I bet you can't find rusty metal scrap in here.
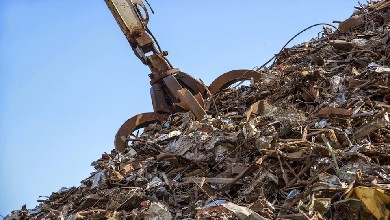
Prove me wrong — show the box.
[6,1,390,219]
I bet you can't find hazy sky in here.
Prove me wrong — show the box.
[1,0,358,216]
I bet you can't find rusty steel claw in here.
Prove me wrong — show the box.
[208,69,262,95]
[115,112,168,152]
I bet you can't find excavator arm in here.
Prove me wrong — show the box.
[105,0,171,76]
[105,0,262,152]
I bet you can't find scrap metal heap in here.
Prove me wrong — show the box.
[6,0,390,219]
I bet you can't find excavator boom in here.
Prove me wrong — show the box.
[105,0,172,77]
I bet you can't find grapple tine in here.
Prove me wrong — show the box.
[194,92,205,108]
[208,70,263,95]
[163,74,206,120]
[115,112,168,152]
[176,89,206,120]
[151,83,176,113]
[175,72,210,98]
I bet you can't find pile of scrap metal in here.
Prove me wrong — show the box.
[6,0,390,219]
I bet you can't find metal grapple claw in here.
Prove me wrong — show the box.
[106,1,263,152]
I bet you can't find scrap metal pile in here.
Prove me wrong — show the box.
[6,1,390,219]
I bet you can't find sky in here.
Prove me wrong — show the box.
[0,0,359,216]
